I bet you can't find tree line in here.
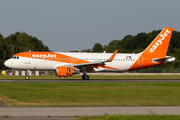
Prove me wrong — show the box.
[0,32,50,69]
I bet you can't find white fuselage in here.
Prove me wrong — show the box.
[5,52,141,72]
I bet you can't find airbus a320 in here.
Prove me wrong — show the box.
[4,28,175,80]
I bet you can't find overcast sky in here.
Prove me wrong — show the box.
[1,0,180,52]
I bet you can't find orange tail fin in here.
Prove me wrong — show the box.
[129,28,173,71]
[142,28,173,57]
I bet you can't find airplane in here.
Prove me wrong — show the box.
[4,28,175,80]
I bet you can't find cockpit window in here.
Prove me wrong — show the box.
[11,56,20,59]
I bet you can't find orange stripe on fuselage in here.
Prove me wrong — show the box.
[14,52,90,64]
[128,54,165,71]
[100,66,120,71]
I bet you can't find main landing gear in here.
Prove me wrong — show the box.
[82,74,89,80]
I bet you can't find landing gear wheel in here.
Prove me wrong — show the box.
[26,70,30,80]
[25,76,29,80]
[82,75,89,80]
[82,75,85,79]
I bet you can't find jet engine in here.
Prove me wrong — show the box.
[55,66,80,77]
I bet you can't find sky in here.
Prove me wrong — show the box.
[1,0,180,52]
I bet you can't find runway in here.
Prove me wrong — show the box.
[0,79,180,83]
[0,106,180,116]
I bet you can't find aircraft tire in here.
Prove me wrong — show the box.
[82,75,89,80]
[25,76,29,80]
[82,75,85,79]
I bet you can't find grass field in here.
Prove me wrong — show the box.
[77,115,180,120]
[1,74,180,79]
[0,82,180,107]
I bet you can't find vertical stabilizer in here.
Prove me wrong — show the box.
[129,28,173,71]
[142,28,173,57]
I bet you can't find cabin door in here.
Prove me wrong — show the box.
[138,56,143,66]
[25,53,31,64]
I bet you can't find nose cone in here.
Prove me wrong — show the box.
[4,60,11,68]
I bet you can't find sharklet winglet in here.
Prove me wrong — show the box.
[105,50,118,62]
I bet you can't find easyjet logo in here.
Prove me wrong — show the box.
[149,29,171,53]
[32,54,57,58]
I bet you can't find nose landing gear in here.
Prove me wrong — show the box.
[25,76,29,80]
[25,70,30,80]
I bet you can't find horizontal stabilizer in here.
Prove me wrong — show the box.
[153,56,173,61]
[153,56,175,63]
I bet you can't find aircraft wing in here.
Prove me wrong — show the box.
[73,50,118,71]
[73,61,104,67]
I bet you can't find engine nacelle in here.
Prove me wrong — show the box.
[55,67,80,77]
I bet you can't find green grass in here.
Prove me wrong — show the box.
[77,115,180,120]
[1,75,180,79]
[0,82,180,106]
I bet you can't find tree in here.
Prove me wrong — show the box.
[107,40,119,53]
[0,32,50,69]
[92,43,104,52]
[81,49,91,52]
